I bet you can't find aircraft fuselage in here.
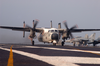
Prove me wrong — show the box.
[38,28,60,44]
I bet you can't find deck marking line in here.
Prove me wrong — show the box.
[0,47,100,66]
[72,48,100,56]
[25,46,100,56]
[7,45,13,66]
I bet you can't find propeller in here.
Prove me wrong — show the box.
[25,20,39,39]
[63,21,78,39]
[25,19,38,30]
[33,20,38,30]
[25,24,32,28]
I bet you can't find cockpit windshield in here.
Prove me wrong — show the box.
[55,30,58,32]
[48,30,58,32]
[51,30,54,32]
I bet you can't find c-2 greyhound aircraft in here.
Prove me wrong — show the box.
[1,20,100,46]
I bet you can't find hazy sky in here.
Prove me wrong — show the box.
[0,0,100,44]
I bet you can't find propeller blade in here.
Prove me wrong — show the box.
[33,20,38,29]
[62,20,75,40]
[25,24,32,28]
[70,24,78,30]
[69,33,74,39]
[63,21,69,30]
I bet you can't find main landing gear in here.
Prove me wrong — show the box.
[93,43,96,46]
[32,41,34,46]
[73,42,75,47]
[62,38,65,46]
[61,41,64,46]
[31,38,34,46]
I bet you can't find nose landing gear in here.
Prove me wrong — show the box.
[53,40,57,46]
[53,43,56,46]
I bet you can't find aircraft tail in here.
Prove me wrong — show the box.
[89,33,95,42]
[84,34,89,39]
[96,36,100,41]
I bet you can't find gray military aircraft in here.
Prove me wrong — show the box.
[88,34,100,46]
[66,33,95,46]
[1,20,100,46]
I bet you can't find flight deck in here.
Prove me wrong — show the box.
[0,44,100,66]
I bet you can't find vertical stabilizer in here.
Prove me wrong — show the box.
[84,34,89,39]
[96,36,100,41]
[89,33,95,42]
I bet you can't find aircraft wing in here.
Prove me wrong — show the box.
[71,29,100,32]
[58,29,65,33]
[0,26,43,32]
[58,29,100,33]
[81,39,89,41]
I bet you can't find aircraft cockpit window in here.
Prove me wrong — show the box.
[51,30,54,32]
[48,30,57,32]
[55,30,58,32]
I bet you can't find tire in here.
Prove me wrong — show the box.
[32,41,34,46]
[61,42,64,46]
[53,43,56,46]
[78,44,80,47]
[73,43,75,47]
[73,42,75,47]
[93,43,95,46]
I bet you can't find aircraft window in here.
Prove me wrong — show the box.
[51,30,54,32]
[55,30,58,32]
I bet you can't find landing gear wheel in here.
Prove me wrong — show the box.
[61,41,64,46]
[78,44,80,47]
[73,42,75,47]
[32,41,34,46]
[93,43,95,46]
[53,43,56,46]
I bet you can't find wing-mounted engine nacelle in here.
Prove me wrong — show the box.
[29,30,36,39]
[62,32,68,40]
[23,20,38,39]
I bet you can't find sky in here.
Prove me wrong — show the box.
[0,0,100,44]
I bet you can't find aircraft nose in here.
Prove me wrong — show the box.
[51,33,59,40]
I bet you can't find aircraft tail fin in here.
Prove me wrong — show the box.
[89,33,95,42]
[84,34,89,39]
[96,36,100,41]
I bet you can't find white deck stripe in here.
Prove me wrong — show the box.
[0,47,100,66]
[25,46,100,55]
